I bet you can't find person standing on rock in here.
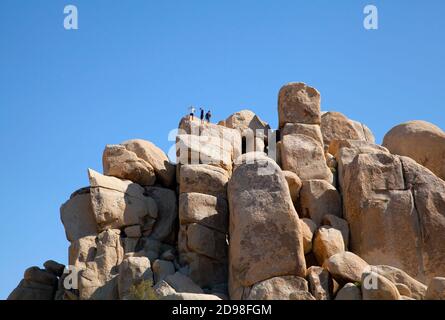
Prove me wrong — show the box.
[200,107,205,123]
[205,110,212,123]
[189,106,196,120]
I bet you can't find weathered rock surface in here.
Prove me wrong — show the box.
[122,139,176,187]
[281,134,333,183]
[322,215,350,249]
[300,218,316,254]
[307,266,334,300]
[321,111,375,151]
[383,120,445,181]
[118,256,153,300]
[103,144,156,186]
[361,271,401,300]
[323,252,369,284]
[60,187,98,242]
[342,151,445,283]
[283,170,302,203]
[179,164,229,198]
[88,169,158,233]
[246,276,308,300]
[281,123,324,146]
[298,180,342,226]
[313,227,345,265]
[278,82,321,127]
[228,154,306,299]
[335,283,362,300]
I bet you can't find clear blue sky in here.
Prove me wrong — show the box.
[1,0,444,299]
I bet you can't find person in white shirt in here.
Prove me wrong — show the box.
[188,106,196,120]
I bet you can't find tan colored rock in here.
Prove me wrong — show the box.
[323,252,369,284]
[183,252,227,288]
[7,278,56,300]
[300,218,316,254]
[60,187,98,242]
[88,169,158,232]
[185,223,227,263]
[118,256,153,300]
[322,215,349,249]
[361,271,401,300]
[313,227,345,265]
[165,272,203,294]
[383,120,445,180]
[281,134,333,184]
[179,164,229,198]
[335,283,362,300]
[144,187,178,242]
[78,229,124,300]
[281,123,324,146]
[179,193,228,234]
[395,283,412,297]
[289,291,316,300]
[153,280,176,297]
[321,111,375,151]
[152,260,175,284]
[372,265,426,300]
[69,236,97,270]
[283,170,302,203]
[122,139,176,187]
[246,276,308,300]
[342,152,445,282]
[307,266,334,300]
[278,82,321,127]
[425,277,445,300]
[103,144,156,186]
[298,180,341,226]
[176,134,234,172]
[224,109,270,140]
[228,154,306,299]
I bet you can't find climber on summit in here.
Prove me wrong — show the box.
[188,106,196,120]
[205,110,212,123]
[200,107,205,123]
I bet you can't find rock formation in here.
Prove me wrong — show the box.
[8,82,445,300]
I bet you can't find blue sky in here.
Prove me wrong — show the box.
[1,0,444,299]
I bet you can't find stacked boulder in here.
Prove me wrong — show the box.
[8,82,445,301]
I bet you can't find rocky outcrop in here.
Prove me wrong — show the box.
[228,153,306,299]
[9,81,445,301]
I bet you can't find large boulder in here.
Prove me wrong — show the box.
[246,276,308,300]
[103,144,156,186]
[281,123,324,147]
[335,283,362,300]
[313,227,345,265]
[78,229,124,300]
[383,120,445,181]
[228,153,306,299]
[283,170,302,203]
[88,169,158,233]
[223,109,270,138]
[372,265,427,300]
[60,187,98,242]
[122,139,176,187]
[281,134,333,184]
[118,256,153,300]
[361,271,401,300]
[179,164,229,198]
[8,266,59,300]
[323,252,369,284]
[179,193,228,234]
[278,82,321,127]
[321,111,375,151]
[307,266,334,300]
[298,180,342,226]
[342,151,445,283]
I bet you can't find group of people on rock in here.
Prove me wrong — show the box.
[188,106,212,123]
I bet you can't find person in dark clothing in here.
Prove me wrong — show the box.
[205,110,212,123]
[188,106,196,120]
[200,108,205,123]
